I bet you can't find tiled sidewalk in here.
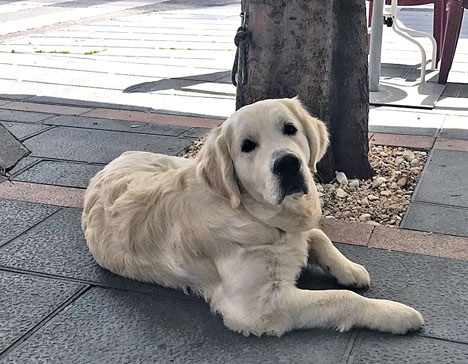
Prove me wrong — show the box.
[1,99,468,363]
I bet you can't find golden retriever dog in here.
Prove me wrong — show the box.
[82,98,423,336]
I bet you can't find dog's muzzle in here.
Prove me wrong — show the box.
[273,153,309,204]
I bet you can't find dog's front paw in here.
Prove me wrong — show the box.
[329,261,370,289]
[368,299,424,334]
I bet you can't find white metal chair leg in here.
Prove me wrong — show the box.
[399,27,437,71]
[392,17,427,82]
[386,0,437,83]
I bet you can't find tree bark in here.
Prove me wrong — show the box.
[236,0,373,183]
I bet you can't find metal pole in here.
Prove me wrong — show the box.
[369,0,384,92]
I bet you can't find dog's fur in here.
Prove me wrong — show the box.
[82,98,423,336]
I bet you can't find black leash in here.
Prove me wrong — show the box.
[231,12,251,87]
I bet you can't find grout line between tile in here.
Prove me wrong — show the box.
[0,265,197,301]
[6,158,43,179]
[408,200,468,211]
[0,207,62,249]
[364,226,376,247]
[418,333,468,347]
[19,125,55,142]
[38,119,193,138]
[0,285,91,360]
[342,331,361,364]
[79,107,98,116]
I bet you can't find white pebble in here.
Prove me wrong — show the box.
[372,176,386,189]
[336,188,349,198]
[359,213,371,222]
[335,171,348,185]
[403,150,415,162]
[397,177,407,187]
[349,179,360,188]
[410,158,419,167]
[394,156,404,165]
[368,194,379,201]
[380,190,392,197]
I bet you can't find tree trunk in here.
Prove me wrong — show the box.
[236,0,373,183]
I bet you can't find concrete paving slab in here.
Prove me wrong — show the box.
[10,57,230,81]
[28,96,152,111]
[0,4,69,24]
[369,108,445,137]
[0,79,235,118]
[21,31,233,43]
[0,94,33,102]
[13,160,102,189]
[0,270,85,353]
[369,133,434,150]
[24,126,191,163]
[0,181,84,207]
[337,243,468,343]
[402,202,468,237]
[5,156,41,177]
[0,197,59,247]
[82,108,222,128]
[179,127,210,139]
[437,86,468,110]
[1,64,159,91]
[319,218,372,246]
[368,226,468,260]
[0,124,30,171]
[434,137,468,152]
[0,1,163,36]
[0,121,50,141]
[0,287,353,364]
[413,149,468,208]
[0,101,92,116]
[349,333,468,364]
[0,208,192,297]
[9,35,235,51]
[123,76,234,96]
[45,115,191,137]
[369,80,445,109]
[439,115,468,140]
[368,124,439,137]
[0,109,53,123]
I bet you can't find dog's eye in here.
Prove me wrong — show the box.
[283,123,297,136]
[241,139,257,153]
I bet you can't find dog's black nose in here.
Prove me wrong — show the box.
[273,154,301,177]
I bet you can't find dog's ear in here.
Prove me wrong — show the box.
[281,97,329,172]
[196,127,241,208]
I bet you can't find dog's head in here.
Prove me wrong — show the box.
[196,98,329,213]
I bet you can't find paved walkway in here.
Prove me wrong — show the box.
[1,1,468,363]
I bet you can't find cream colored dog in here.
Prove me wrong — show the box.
[82,98,424,336]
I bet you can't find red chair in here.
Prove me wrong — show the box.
[369,0,467,84]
